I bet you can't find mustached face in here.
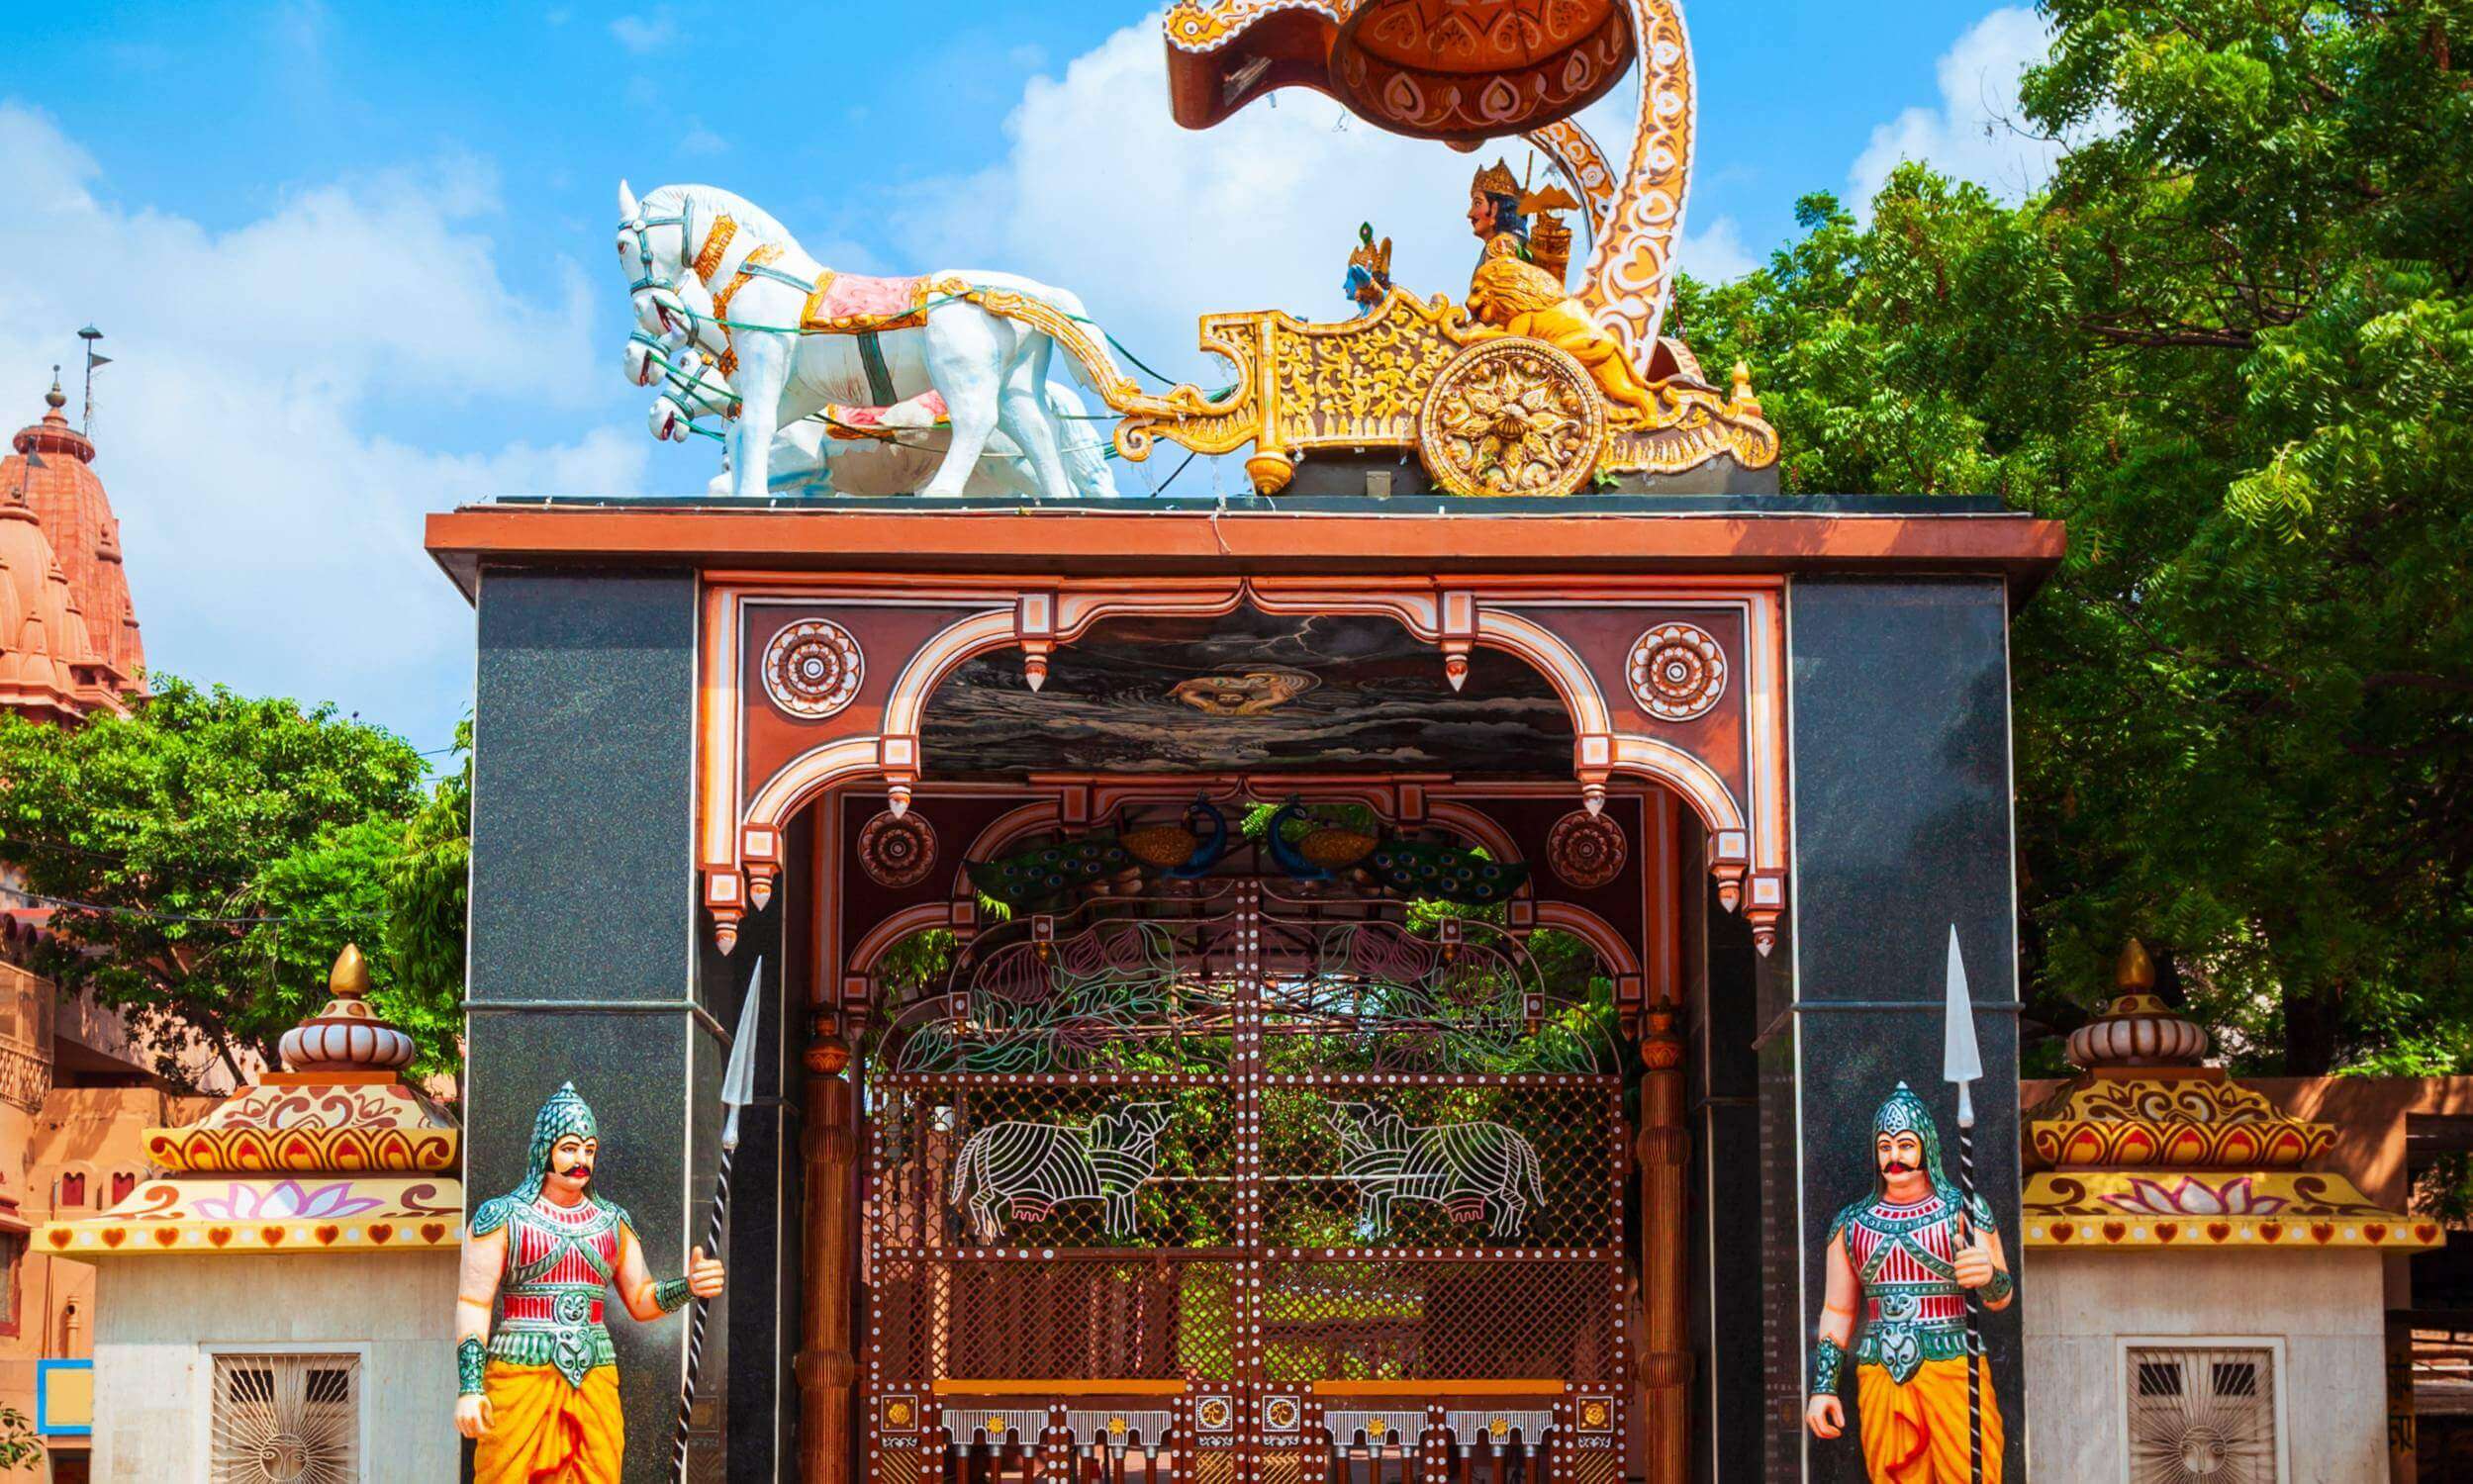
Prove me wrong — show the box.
[1873,1130,1925,1182]
[546,1134,599,1193]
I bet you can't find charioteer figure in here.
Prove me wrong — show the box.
[1807,1081,2012,1481]
[454,1082,725,1482]
[1461,158,1667,426]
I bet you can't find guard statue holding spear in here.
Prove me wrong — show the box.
[452,963,764,1481]
[1806,928,2013,1482]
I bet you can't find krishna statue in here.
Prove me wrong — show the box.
[1460,158,1666,426]
[454,1083,725,1481]
[1807,1082,2013,1482]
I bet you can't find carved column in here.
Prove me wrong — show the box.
[800,1013,859,1484]
[1637,997,1690,1482]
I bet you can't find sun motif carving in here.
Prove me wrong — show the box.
[1197,1396,1234,1432]
[858,810,938,889]
[1547,809,1627,890]
[1419,338,1606,498]
[1169,666,1319,715]
[762,618,864,719]
[1625,621,1726,721]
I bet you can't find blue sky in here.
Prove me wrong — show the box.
[1,2,2062,753]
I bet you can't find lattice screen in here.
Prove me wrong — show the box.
[208,1351,360,1484]
[2128,1345,2277,1484]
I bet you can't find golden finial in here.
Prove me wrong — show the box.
[1728,360,1764,418]
[2115,937,2155,993]
[329,943,371,999]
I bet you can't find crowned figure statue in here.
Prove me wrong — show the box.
[455,1083,725,1482]
[1806,1082,2012,1481]
[1462,158,1667,427]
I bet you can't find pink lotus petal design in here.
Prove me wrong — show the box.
[2101,1175,2286,1217]
[191,1180,386,1222]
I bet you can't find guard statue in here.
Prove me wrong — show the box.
[454,1082,725,1482]
[1807,1081,2012,1481]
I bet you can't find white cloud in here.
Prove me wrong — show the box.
[1675,216,1756,283]
[609,14,675,54]
[678,119,727,157]
[883,11,1692,405]
[1850,7,2063,212]
[0,102,639,749]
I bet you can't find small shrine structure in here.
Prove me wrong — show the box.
[2021,942,2441,1480]
[38,947,464,1481]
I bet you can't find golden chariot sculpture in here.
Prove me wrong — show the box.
[1101,0,1778,497]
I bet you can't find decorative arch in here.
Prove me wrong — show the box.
[1533,900,1648,1001]
[703,575,1788,956]
[845,903,953,981]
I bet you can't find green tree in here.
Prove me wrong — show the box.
[0,678,442,1085]
[1672,0,2473,1073]
[384,719,471,1084]
[0,1404,41,1472]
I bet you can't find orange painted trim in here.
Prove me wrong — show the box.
[1311,1380,1565,1398]
[426,508,2065,601]
[932,1380,1189,1397]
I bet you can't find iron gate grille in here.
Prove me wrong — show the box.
[866,884,1629,1484]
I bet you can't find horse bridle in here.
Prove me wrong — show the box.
[622,197,731,355]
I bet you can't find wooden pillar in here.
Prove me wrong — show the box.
[800,1013,859,1484]
[1638,997,1690,1483]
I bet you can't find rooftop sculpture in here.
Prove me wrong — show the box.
[616,0,1777,502]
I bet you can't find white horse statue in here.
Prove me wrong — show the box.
[625,332,1115,499]
[618,181,1109,500]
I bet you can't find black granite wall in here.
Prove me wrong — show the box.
[1692,862,1767,1484]
[1765,578,2029,1482]
[468,568,738,1483]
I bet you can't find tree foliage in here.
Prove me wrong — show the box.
[0,679,465,1085]
[1672,0,2472,1073]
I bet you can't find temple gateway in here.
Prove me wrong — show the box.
[414,3,2439,1483]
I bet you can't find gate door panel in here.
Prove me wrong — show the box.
[864,889,1627,1484]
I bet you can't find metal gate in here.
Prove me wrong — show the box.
[865,881,1627,1484]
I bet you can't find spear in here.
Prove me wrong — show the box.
[1941,925,1986,1484]
[672,957,766,1481]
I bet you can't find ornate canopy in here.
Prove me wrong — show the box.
[1165,0,1636,141]
[38,947,461,1259]
[2020,942,2439,1255]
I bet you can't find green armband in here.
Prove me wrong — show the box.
[653,1275,693,1315]
[1809,1337,1846,1398]
[457,1336,487,1397]
[1984,1267,2014,1305]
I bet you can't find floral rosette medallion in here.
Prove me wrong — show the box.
[1627,621,1726,721]
[763,617,864,718]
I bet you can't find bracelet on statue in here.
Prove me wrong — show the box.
[457,1336,488,1397]
[1983,1267,2014,1305]
[653,1275,694,1315]
[1809,1337,1846,1398]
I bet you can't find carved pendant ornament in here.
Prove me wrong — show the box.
[762,617,863,718]
[857,808,937,889]
[1627,621,1726,721]
[1547,807,1627,889]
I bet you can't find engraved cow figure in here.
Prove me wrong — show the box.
[1324,1101,1546,1240]
[950,1101,1173,1244]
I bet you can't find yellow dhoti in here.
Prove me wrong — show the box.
[1854,1356,2004,1483]
[474,1360,625,1483]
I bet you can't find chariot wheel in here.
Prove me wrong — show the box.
[1417,337,1608,498]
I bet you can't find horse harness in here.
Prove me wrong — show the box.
[628,200,907,403]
